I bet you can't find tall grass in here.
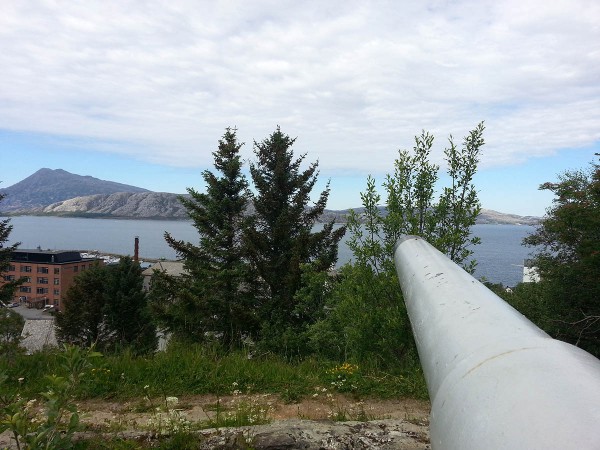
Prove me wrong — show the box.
[0,343,428,401]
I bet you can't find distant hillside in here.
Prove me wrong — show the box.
[1,168,540,224]
[39,195,539,224]
[476,209,540,225]
[12,192,542,225]
[329,207,540,226]
[0,168,149,212]
[40,192,188,219]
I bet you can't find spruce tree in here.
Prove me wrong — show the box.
[0,192,20,305]
[103,256,157,354]
[56,259,157,353]
[55,263,110,348]
[161,127,256,348]
[246,127,345,352]
[0,191,24,361]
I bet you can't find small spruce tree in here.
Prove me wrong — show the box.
[159,127,256,348]
[56,259,156,353]
[103,256,157,354]
[55,262,110,348]
[246,127,346,354]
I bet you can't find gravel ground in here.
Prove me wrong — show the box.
[0,394,431,449]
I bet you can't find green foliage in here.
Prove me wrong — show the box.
[0,345,102,450]
[348,123,484,274]
[0,344,427,402]
[103,257,157,354]
[0,191,22,305]
[308,264,415,368]
[435,125,484,271]
[497,282,557,332]
[324,362,360,393]
[56,258,156,354]
[312,124,484,369]
[207,385,272,429]
[144,394,191,436]
[148,270,205,344]
[246,127,345,354]
[523,157,600,355]
[0,308,25,364]
[157,128,257,349]
[55,263,110,348]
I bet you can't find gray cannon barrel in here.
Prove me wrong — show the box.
[394,235,600,450]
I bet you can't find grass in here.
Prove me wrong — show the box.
[0,344,428,450]
[0,343,428,402]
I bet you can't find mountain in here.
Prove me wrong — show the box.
[38,195,540,224]
[1,168,541,224]
[0,168,149,212]
[41,192,188,219]
[328,207,540,225]
[475,209,540,225]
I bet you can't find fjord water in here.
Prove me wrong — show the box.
[4,216,536,287]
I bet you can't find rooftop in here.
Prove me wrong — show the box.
[11,249,98,264]
[142,261,186,277]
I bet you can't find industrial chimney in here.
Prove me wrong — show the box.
[134,236,139,262]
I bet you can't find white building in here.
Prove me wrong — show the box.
[141,261,186,292]
[523,259,540,283]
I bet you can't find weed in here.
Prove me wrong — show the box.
[206,383,272,429]
[0,344,429,406]
[325,362,360,393]
[0,345,102,449]
[280,385,304,404]
[311,385,385,422]
[143,392,191,437]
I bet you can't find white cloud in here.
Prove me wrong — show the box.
[1,0,599,174]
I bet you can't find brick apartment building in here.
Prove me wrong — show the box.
[1,249,103,310]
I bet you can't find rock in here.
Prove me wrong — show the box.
[196,419,430,450]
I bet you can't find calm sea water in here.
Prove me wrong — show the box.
[3,216,536,287]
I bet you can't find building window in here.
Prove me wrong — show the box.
[9,265,15,272]
[20,286,31,293]
[73,266,79,273]
[3,275,15,281]
[36,287,49,295]
[54,268,60,274]
[24,277,31,283]
[54,278,60,285]
[53,299,59,306]
[21,266,32,273]
[37,277,49,284]
[37,267,49,274]
[53,289,60,296]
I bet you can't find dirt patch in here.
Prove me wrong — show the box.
[0,394,431,449]
[76,393,430,425]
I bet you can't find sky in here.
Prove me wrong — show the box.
[1,0,599,217]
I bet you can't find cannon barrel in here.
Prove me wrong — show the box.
[394,235,600,450]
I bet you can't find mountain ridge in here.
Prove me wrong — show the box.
[0,168,540,224]
[0,168,149,211]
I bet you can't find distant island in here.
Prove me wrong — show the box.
[0,168,540,225]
